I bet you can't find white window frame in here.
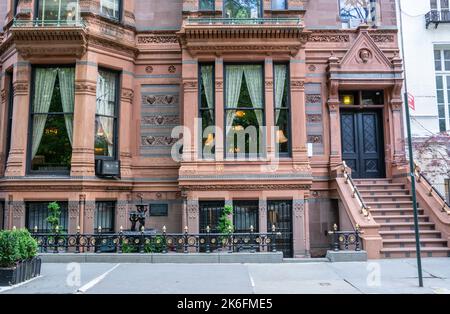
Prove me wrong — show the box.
[434,47,450,132]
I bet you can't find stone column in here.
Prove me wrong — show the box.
[293,198,306,257]
[68,200,80,234]
[5,61,30,177]
[390,82,406,166]
[84,200,95,234]
[119,86,133,178]
[117,194,131,231]
[304,194,311,257]
[264,57,274,159]
[11,200,25,229]
[290,56,308,163]
[181,49,198,162]
[327,78,342,167]
[215,57,224,162]
[258,198,267,251]
[187,199,199,234]
[71,56,98,177]
[258,198,267,233]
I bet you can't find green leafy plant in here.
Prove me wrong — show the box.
[46,201,61,233]
[0,229,38,268]
[121,236,166,253]
[218,204,234,235]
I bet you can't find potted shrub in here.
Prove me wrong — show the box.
[0,228,41,286]
[217,205,234,251]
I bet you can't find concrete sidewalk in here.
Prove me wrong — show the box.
[1,258,450,294]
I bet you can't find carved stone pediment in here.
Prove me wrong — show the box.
[338,28,394,72]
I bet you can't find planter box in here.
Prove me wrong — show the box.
[0,257,41,286]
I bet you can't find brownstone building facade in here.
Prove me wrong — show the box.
[0,0,449,258]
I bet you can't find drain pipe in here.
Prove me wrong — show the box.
[397,0,423,287]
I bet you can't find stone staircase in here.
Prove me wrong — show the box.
[354,178,450,258]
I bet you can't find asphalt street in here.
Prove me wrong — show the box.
[1,258,450,294]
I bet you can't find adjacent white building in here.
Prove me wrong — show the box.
[397,0,450,199]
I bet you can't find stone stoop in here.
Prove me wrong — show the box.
[354,178,450,258]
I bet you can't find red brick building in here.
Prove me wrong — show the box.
[0,0,449,258]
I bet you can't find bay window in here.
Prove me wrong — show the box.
[36,0,80,24]
[100,0,121,21]
[95,69,119,159]
[224,0,262,18]
[274,63,290,155]
[225,64,264,158]
[199,63,215,158]
[29,67,75,174]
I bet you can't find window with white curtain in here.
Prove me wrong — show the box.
[100,0,121,21]
[29,67,75,174]
[273,63,290,155]
[224,64,264,158]
[95,69,119,159]
[199,63,215,158]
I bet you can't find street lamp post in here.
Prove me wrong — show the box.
[398,0,423,287]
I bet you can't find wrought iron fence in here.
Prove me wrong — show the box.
[426,10,450,28]
[31,227,281,254]
[326,224,362,252]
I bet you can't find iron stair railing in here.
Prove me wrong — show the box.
[414,163,450,215]
[341,161,371,220]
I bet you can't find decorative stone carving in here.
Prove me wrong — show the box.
[183,80,197,90]
[358,48,372,63]
[168,65,177,73]
[142,115,180,126]
[187,200,199,220]
[145,65,154,73]
[68,202,79,219]
[308,64,316,72]
[144,94,179,105]
[13,82,28,96]
[293,199,304,219]
[137,34,178,44]
[141,136,178,146]
[305,94,321,104]
[306,114,322,123]
[370,34,395,43]
[181,184,312,191]
[307,135,323,144]
[309,34,350,42]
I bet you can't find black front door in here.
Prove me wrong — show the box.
[340,110,385,179]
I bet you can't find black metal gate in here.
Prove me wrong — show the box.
[26,202,68,232]
[267,200,293,257]
[199,201,224,233]
[233,200,259,233]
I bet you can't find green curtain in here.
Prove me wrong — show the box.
[243,65,263,127]
[201,65,214,122]
[96,70,116,157]
[225,65,244,133]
